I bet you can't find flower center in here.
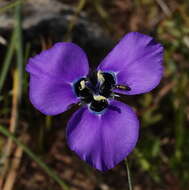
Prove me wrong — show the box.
[73,71,116,113]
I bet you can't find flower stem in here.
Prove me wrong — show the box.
[124,158,133,190]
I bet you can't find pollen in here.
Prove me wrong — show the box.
[97,70,105,84]
[93,95,106,101]
[79,80,86,90]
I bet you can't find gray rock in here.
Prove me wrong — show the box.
[0,0,114,69]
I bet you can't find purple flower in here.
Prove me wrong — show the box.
[26,32,163,171]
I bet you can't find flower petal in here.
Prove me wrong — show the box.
[26,42,89,115]
[26,42,89,83]
[29,74,78,115]
[66,100,139,171]
[98,32,164,95]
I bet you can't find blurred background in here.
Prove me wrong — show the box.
[0,0,189,190]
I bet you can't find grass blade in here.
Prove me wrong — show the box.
[0,0,24,13]
[14,1,23,99]
[0,125,70,190]
[0,31,16,93]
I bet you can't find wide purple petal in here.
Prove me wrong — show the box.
[26,42,89,83]
[26,42,89,115]
[98,32,164,95]
[29,74,78,115]
[66,100,139,171]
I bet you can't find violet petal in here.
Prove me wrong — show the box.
[26,42,89,83]
[29,75,78,115]
[98,32,164,95]
[66,100,139,171]
[26,42,89,115]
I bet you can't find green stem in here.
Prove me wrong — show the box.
[15,0,24,99]
[0,0,24,13]
[0,31,16,92]
[125,158,133,190]
[0,0,23,93]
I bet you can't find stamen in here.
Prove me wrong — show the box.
[93,95,106,101]
[97,70,105,84]
[112,93,120,97]
[79,80,85,90]
[114,84,131,91]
